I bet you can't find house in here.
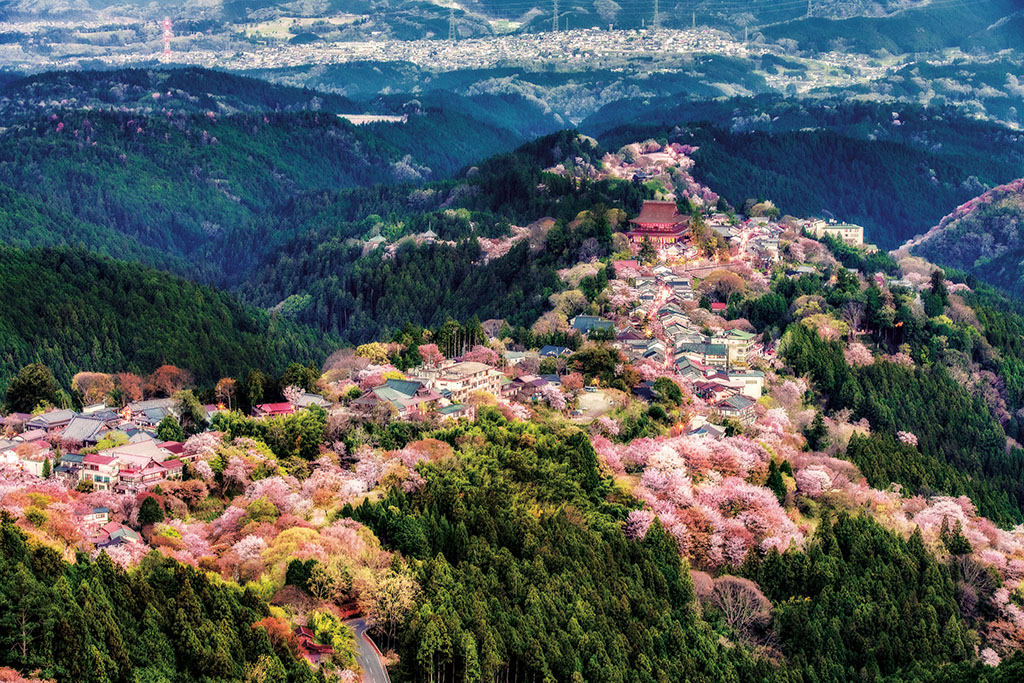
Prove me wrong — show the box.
[787,265,817,277]
[124,426,157,443]
[0,413,31,434]
[253,402,296,419]
[429,362,503,403]
[53,452,84,484]
[26,409,78,432]
[710,302,727,313]
[59,416,109,446]
[676,342,729,369]
[80,507,110,525]
[727,369,765,399]
[116,460,170,494]
[715,394,757,425]
[352,379,441,418]
[295,626,334,665]
[570,316,615,335]
[81,454,119,491]
[159,459,184,479]
[716,329,757,365]
[438,403,475,421]
[689,422,727,440]
[290,392,331,409]
[17,429,49,444]
[506,375,549,400]
[159,441,187,460]
[104,441,176,470]
[616,326,645,342]
[125,398,178,427]
[503,350,531,366]
[93,521,141,548]
[539,345,571,358]
[17,445,52,477]
[693,381,737,403]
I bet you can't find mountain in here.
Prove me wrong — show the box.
[0,245,335,387]
[585,97,1024,249]
[0,68,562,286]
[248,55,771,125]
[905,179,1024,297]
[761,0,1023,53]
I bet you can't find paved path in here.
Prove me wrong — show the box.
[346,618,390,683]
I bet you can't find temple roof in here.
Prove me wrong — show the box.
[629,201,687,226]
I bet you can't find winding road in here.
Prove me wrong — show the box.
[346,618,390,683]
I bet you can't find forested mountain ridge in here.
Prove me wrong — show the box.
[0,68,563,286]
[243,131,650,341]
[904,179,1024,298]
[0,67,364,120]
[0,246,335,387]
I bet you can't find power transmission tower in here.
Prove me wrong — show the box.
[653,0,661,30]
[552,0,559,32]
[692,11,696,29]
[448,7,456,41]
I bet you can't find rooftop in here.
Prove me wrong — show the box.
[630,200,687,226]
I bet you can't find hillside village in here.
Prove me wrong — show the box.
[6,135,1024,680]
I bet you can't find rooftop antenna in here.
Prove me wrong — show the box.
[553,0,559,31]
[161,17,172,59]
[448,7,456,41]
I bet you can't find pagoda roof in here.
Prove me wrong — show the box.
[629,201,688,226]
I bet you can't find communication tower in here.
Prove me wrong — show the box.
[161,17,172,58]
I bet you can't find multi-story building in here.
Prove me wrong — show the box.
[424,361,503,403]
[81,454,119,491]
[808,220,864,246]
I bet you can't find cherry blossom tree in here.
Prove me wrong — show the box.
[282,385,304,405]
[461,345,500,366]
[794,467,832,497]
[844,342,874,367]
[897,431,918,446]
[417,344,444,368]
[536,384,566,411]
[624,509,655,540]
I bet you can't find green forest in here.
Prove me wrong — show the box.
[0,518,317,683]
[0,246,333,388]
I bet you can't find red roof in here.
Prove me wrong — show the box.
[158,459,183,470]
[613,259,640,270]
[630,201,686,226]
[83,453,117,465]
[710,302,728,311]
[158,441,185,454]
[256,402,294,415]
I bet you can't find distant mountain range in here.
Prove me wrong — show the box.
[905,179,1024,297]
[2,0,1018,51]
